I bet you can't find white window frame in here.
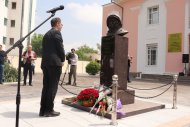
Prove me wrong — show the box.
[148,6,159,25]
[147,44,158,66]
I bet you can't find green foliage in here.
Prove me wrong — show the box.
[76,44,98,61]
[4,62,18,82]
[96,43,101,52]
[75,51,91,61]
[31,33,43,57]
[86,61,100,75]
[77,44,98,54]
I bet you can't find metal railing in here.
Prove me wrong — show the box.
[110,75,118,126]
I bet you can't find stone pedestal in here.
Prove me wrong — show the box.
[117,89,135,105]
[62,97,165,119]
[100,35,128,89]
[101,35,135,105]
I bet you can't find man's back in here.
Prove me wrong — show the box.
[41,28,65,67]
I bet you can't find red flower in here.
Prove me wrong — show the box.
[77,88,99,101]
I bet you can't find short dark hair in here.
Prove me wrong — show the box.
[51,17,61,27]
[71,48,75,51]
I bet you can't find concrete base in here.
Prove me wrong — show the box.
[62,97,165,119]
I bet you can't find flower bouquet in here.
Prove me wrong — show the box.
[76,88,99,107]
[90,85,113,116]
[90,85,124,117]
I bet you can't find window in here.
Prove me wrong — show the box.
[11,20,15,27]
[4,18,8,26]
[3,37,7,44]
[5,0,8,7]
[148,6,159,24]
[12,2,16,9]
[10,38,14,45]
[147,44,157,65]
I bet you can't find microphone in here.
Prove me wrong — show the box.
[47,5,64,13]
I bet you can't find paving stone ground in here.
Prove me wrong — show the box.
[0,73,190,127]
[0,73,190,107]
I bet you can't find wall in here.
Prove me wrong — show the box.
[8,56,90,74]
[137,0,167,74]
[165,0,186,73]
[122,0,144,72]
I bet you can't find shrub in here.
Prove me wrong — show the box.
[86,61,100,75]
[4,62,18,82]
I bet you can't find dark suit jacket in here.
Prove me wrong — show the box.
[41,28,65,67]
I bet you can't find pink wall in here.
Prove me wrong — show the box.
[102,0,144,72]
[122,0,144,72]
[165,0,185,73]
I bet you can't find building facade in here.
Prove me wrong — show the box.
[102,0,190,75]
[0,0,37,56]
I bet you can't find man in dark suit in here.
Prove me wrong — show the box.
[39,17,65,117]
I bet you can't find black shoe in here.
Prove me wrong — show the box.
[66,82,71,85]
[44,111,60,117]
[39,112,44,117]
[72,82,77,86]
[128,81,131,83]
[52,110,60,115]
[29,84,33,86]
[23,83,26,86]
[39,109,45,117]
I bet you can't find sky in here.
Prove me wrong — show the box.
[35,0,110,52]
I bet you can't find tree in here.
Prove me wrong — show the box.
[77,44,98,54]
[75,44,98,61]
[96,43,101,53]
[31,33,43,57]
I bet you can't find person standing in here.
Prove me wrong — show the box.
[22,45,37,86]
[40,17,65,117]
[67,48,78,86]
[127,55,132,83]
[0,44,7,85]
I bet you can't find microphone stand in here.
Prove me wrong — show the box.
[5,12,56,127]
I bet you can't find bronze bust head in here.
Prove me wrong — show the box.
[106,14,128,36]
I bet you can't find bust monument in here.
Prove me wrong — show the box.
[106,14,128,36]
